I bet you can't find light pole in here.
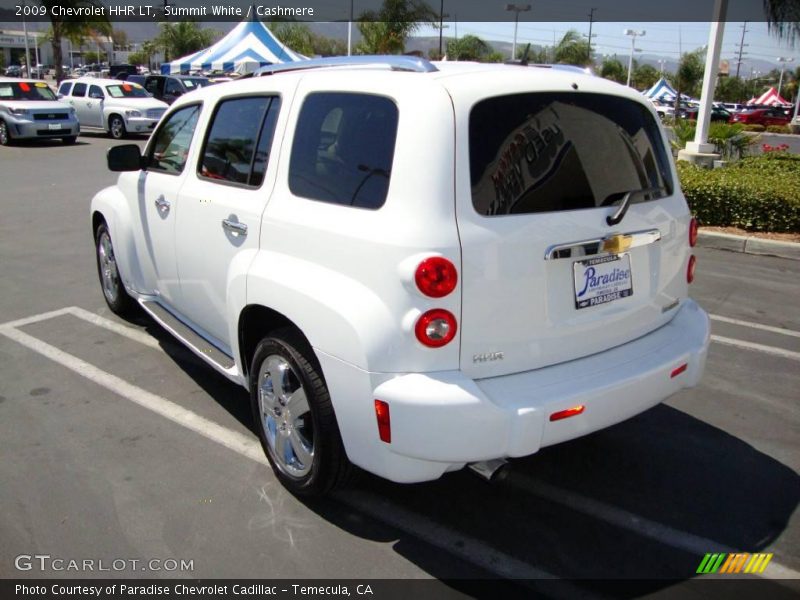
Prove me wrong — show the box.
[624,29,645,87]
[657,59,666,75]
[347,0,353,56]
[777,57,794,97]
[505,4,531,61]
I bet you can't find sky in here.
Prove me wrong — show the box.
[414,21,798,75]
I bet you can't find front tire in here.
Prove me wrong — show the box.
[108,115,126,140]
[0,120,11,146]
[250,329,352,497]
[62,135,77,145]
[94,222,135,316]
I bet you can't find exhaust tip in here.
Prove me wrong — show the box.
[467,459,508,482]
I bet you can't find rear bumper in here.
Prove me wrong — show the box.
[320,299,710,483]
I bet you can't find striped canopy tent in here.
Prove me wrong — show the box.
[161,19,305,75]
[642,78,679,102]
[747,87,792,107]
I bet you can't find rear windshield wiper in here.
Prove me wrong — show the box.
[605,186,667,226]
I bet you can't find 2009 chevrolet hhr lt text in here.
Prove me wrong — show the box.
[90,56,710,496]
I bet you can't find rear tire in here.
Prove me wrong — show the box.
[250,328,352,497]
[94,222,135,316]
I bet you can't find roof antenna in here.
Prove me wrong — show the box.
[519,43,531,66]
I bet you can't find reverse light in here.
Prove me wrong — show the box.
[550,405,586,422]
[374,400,391,443]
[689,217,699,247]
[415,256,458,298]
[415,309,457,348]
[687,255,697,283]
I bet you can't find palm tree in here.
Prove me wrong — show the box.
[553,30,591,66]
[671,49,705,115]
[38,0,108,82]
[356,0,437,54]
[447,35,491,61]
[154,22,215,63]
[600,57,627,84]
[764,0,800,46]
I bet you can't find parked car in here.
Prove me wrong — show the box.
[0,78,79,145]
[90,57,710,496]
[5,65,22,77]
[730,107,792,127]
[57,77,168,138]
[125,74,213,105]
[649,99,675,120]
[721,102,745,113]
[683,105,732,122]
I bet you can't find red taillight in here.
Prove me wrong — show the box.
[415,309,457,348]
[687,255,697,284]
[550,405,585,422]
[415,257,458,298]
[689,217,699,247]
[374,400,391,443]
[670,363,688,378]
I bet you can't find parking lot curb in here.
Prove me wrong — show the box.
[698,230,800,261]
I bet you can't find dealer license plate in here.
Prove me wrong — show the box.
[573,254,633,309]
[48,124,61,130]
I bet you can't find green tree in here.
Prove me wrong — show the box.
[154,21,215,63]
[633,63,660,90]
[715,76,749,103]
[516,44,549,63]
[356,0,437,54]
[670,49,705,112]
[37,0,109,82]
[112,28,129,51]
[553,29,591,66]
[269,22,315,57]
[600,57,627,84]
[446,34,491,61]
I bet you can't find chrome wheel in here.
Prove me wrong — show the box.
[97,230,120,304]
[109,116,125,139]
[0,121,9,145]
[257,355,314,479]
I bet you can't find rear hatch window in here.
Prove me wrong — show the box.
[470,92,673,216]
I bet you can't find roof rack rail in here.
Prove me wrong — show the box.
[249,55,439,78]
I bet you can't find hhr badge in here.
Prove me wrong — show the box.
[473,352,504,363]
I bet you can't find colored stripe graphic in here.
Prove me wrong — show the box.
[697,553,774,574]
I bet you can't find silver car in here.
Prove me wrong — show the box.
[0,78,79,145]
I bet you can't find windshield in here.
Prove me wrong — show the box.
[0,81,57,101]
[180,78,210,89]
[106,83,149,98]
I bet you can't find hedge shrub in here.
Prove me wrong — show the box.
[742,124,766,132]
[677,153,800,232]
[765,125,792,134]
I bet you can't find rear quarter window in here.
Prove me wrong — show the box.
[470,92,674,216]
[288,92,398,210]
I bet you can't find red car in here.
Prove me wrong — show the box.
[730,107,791,126]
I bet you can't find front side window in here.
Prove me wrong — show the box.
[147,104,201,174]
[470,93,674,216]
[89,85,104,99]
[199,96,280,187]
[289,92,398,210]
[58,81,72,96]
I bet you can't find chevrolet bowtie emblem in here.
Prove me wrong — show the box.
[602,234,633,254]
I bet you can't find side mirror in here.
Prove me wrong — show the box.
[107,144,144,172]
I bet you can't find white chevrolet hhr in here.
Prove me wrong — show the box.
[90,57,710,496]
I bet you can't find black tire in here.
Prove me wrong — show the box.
[250,328,352,497]
[94,222,136,316]
[108,115,126,140]
[62,135,77,145]
[0,120,11,146]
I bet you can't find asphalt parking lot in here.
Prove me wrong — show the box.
[1,135,798,597]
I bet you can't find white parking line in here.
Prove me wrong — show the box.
[2,305,798,583]
[710,334,800,362]
[710,314,800,339]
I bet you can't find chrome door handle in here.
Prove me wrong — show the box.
[154,197,170,214]
[222,219,247,237]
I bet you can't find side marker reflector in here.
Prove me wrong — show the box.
[671,363,688,378]
[549,405,585,422]
[374,399,391,443]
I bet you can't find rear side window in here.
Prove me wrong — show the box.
[199,96,280,187]
[71,83,87,97]
[289,92,398,210]
[470,93,674,216]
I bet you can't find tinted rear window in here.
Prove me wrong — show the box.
[470,93,673,217]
